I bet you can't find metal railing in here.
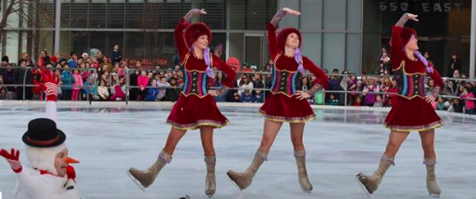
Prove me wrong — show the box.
[0,66,97,102]
[1,67,475,113]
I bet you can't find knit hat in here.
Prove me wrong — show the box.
[1,56,9,63]
[401,27,417,46]
[185,22,212,48]
[277,27,302,51]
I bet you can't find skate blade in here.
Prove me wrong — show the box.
[181,195,191,199]
[355,174,372,199]
[226,172,246,192]
[429,193,440,198]
[127,170,146,192]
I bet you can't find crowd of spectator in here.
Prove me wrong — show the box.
[0,46,475,116]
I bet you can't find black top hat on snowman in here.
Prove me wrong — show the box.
[22,118,66,148]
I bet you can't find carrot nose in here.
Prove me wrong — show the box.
[66,157,80,164]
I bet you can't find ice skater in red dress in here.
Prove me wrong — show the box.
[128,8,236,197]
[357,13,444,198]
[227,7,329,193]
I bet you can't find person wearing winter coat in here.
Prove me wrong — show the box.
[240,89,255,102]
[156,77,170,101]
[0,72,82,199]
[61,65,75,100]
[82,77,100,101]
[145,80,160,101]
[460,86,475,115]
[137,70,149,100]
[71,70,83,101]
[97,80,109,100]
[14,60,33,100]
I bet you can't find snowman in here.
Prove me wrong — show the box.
[1,72,82,199]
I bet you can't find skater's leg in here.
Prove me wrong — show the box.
[419,129,436,159]
[419,129,441,197]
[128,127,186,190]
[200,126,216,156]
[258,120,283,153]
[163,127,188,155]
[290,123,312,192]
[200,126,216,197]
[227,120,282,190]
[290,123,305,151]
[357,131,408,195]
[384,131,410,157]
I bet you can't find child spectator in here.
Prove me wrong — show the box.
[327,94,339,106]
[373,95,384,107]
[240,89,255,103]
[363,77,380,106]
[138,70,149,100]
[353,96,362,106]
[72,70,83,101]
[460,86,475,115]
[97,80,109,100]
[145,80,159,101]
[83,77,99,101]
[436,96,447,111]
[61,65,75,100]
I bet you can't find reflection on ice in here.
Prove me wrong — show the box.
[0,104,475,199]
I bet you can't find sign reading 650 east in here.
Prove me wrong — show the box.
[380,1,463,13]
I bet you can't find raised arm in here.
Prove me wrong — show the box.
[175,9,207,62]
[40,72,60,123]
[268,8,301,59]
[391,13,419,69]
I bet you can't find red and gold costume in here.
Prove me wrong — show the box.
[166,19,237,130]
[384,26,444,131]
[259,23,329,123]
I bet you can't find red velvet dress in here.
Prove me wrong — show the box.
[384,26,444,132]
[259,23,329,123]
[166,19,237,130]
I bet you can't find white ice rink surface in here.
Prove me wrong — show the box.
[0,102,475,199]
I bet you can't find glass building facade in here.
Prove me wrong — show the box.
[1,0,473,75]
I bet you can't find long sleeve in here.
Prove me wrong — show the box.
[303,57,329,90]
[212,54,236,88]
[267,23,281,60]
[390,26,404,69]
[428,68,444,88]
[175,19,192,63]
[46,101,58,123]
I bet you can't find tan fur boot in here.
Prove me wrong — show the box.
[295,150,313,192]
[204,156,216,197]
[356,155,394,195]
[227,150,267,190]
[128,150,172,190]
[424,158,441,197]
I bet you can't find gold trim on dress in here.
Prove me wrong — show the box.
[269,91,296,98]
[258,110,316,123]
[383,120,443,132]
[392,60,426,75]
[180,92,209,98]
[185,69,206,73]
[166,119,230,130]
[180,52,191,66]
[396,94,425,100]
